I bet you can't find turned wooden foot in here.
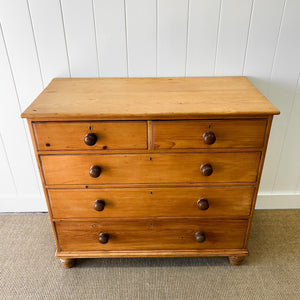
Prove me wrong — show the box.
[60,259,75,268]
[228,256,244,266]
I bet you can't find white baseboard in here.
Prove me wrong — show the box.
[0,193,299,212]
[0,195,47,212]
[256,193,300,209]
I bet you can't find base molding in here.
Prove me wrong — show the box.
[0,196,46,212]
[56,249,249,259]
[256,193,300,209]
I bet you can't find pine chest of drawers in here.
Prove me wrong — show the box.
[22,77,279,268]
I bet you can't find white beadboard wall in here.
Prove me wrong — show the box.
[0,0,299,212]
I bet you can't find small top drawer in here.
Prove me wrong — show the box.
[153,119,267,149]
[33,121,147,151]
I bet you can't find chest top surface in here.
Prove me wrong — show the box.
[21,77,279,120]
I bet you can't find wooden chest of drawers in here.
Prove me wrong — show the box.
[22,77,279,268]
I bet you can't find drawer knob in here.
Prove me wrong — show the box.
[197,198,209,210]
[200,163,213,176]
[99,233,109,244]
[89,165,102,178]
[195,231,206,243]
[94,199,105,211]
[84,133,97,146]
[203,131,216,145]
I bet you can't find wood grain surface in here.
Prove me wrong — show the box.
[21,77,279,120]
[41,152,261,185]
[55,249,249,259]
[48,186,255,219]
[20,77,280,265]
[153,119,267,149]
[33,121,147,150]
[55,218,248,251]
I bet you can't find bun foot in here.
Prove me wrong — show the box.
[228,256,244,266]
[60,259,75,268]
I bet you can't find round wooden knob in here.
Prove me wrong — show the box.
[200,163,213,176]
[84,133,97,146]
[203,131,216,145]
[99,233,109,244]
[195,231,206,243]
[89,165,102,178]
[197,198,209,210]
[94,199,105,211]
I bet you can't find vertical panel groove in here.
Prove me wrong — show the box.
[267,0,287,97]
[26,0,44,87]
[0,133,17,193]
[242,0,255,75]
[272,72,300,191]
[94,0,127,77]
[213,0,223,76]
[60,0,99,77]
[0,24,42,195]
[126,0,156,77]
[124,0,129,77]
[91,0,100,77]
[58,0,71,77]
[158,0,190,76]
[0,1,298,210]
[264,0,287,193]
[184,0,190,77]
[0,24,22,115]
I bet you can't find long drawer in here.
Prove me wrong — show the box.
[41,152,261,185]
[49,187,255,218]
[153,119,267,149]
[55,219,248,251]
[33,121,148,150]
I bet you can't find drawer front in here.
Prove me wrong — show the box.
[33,121,147,150]
[49,187,254,218]
[41,152,260,185]
[56,219,248,251]
[153,119,267,149]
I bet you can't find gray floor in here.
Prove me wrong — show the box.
[1,210,299,300]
